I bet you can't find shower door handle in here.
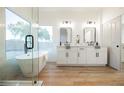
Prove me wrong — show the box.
[25,35,34,49]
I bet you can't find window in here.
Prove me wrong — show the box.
[5,9,31,60]
[6,9,30,41]
[38,26,53,42]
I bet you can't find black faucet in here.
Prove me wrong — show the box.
[24,43,28,54]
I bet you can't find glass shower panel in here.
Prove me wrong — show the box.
[31,7,40,84]
[0,8,35,85]
[0,7,42,86]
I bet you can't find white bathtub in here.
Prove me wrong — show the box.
[16,51,48,77]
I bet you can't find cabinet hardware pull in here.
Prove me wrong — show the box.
[78,52,80,57]
[96,52,99,57]
[66,52,68,57]
[96,53,99,57]
[80,48,84,50]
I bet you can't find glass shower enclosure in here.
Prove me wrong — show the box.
[0,8,41,86]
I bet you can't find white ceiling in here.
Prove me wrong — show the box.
[39,7,102,13]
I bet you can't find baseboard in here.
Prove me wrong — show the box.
[56,64,107,66]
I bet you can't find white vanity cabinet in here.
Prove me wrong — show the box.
[86,48,107,65]
[96,48,107,64]
[57,47,78,64]
[57,46,107,66]
[57,47,67,64]
[67,47,78,64]
[77,47,86,64]
[86,48,97,64]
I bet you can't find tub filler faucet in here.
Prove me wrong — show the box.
[24,43,28,54]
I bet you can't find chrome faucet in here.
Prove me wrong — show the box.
[87,41,95,46]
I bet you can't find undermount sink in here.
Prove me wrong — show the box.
[64,43,71,49]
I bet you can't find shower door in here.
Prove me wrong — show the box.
[0,8,41,86]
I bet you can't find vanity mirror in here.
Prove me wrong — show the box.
[60,27,72,43]
[83,27,96,43]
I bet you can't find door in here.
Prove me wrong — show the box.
[110,17,121,70]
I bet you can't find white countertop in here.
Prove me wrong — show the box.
[57,45,93,47]
[57,45,107,48]
[57,44,87,47]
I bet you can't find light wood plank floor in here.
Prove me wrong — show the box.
[39,63,124,86]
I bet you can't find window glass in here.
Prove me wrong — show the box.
[38,26,53,42]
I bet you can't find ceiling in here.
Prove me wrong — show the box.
[39,7,102,12]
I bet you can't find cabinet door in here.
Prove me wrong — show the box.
[96,48,107,64]
[86,48,96,64]
[57,48,67,64]
[67,47,78,64]
[78,47,86,64]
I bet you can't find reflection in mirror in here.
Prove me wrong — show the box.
[83,27,96,43]
[60,27,72,43]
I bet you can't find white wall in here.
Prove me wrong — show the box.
[39,8,102,62]
[101,8,124,46]
[102,8,124,23]
[8,7,32,22]
[39,8,102,43]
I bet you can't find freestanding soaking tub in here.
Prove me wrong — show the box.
[16,51,48,77]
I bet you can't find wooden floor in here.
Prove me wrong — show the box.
[39,63,124,86]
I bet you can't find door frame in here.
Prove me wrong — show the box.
[103,16,121,70]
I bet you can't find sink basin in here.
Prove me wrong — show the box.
[64,43,71,49]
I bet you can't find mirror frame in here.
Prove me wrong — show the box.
[83,27,96,43]
[60,27,72,43]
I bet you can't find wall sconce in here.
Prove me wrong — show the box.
[83,20,96,27]
[63,21,71,24]
[60,20,73,28]
[87,20,96,24]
